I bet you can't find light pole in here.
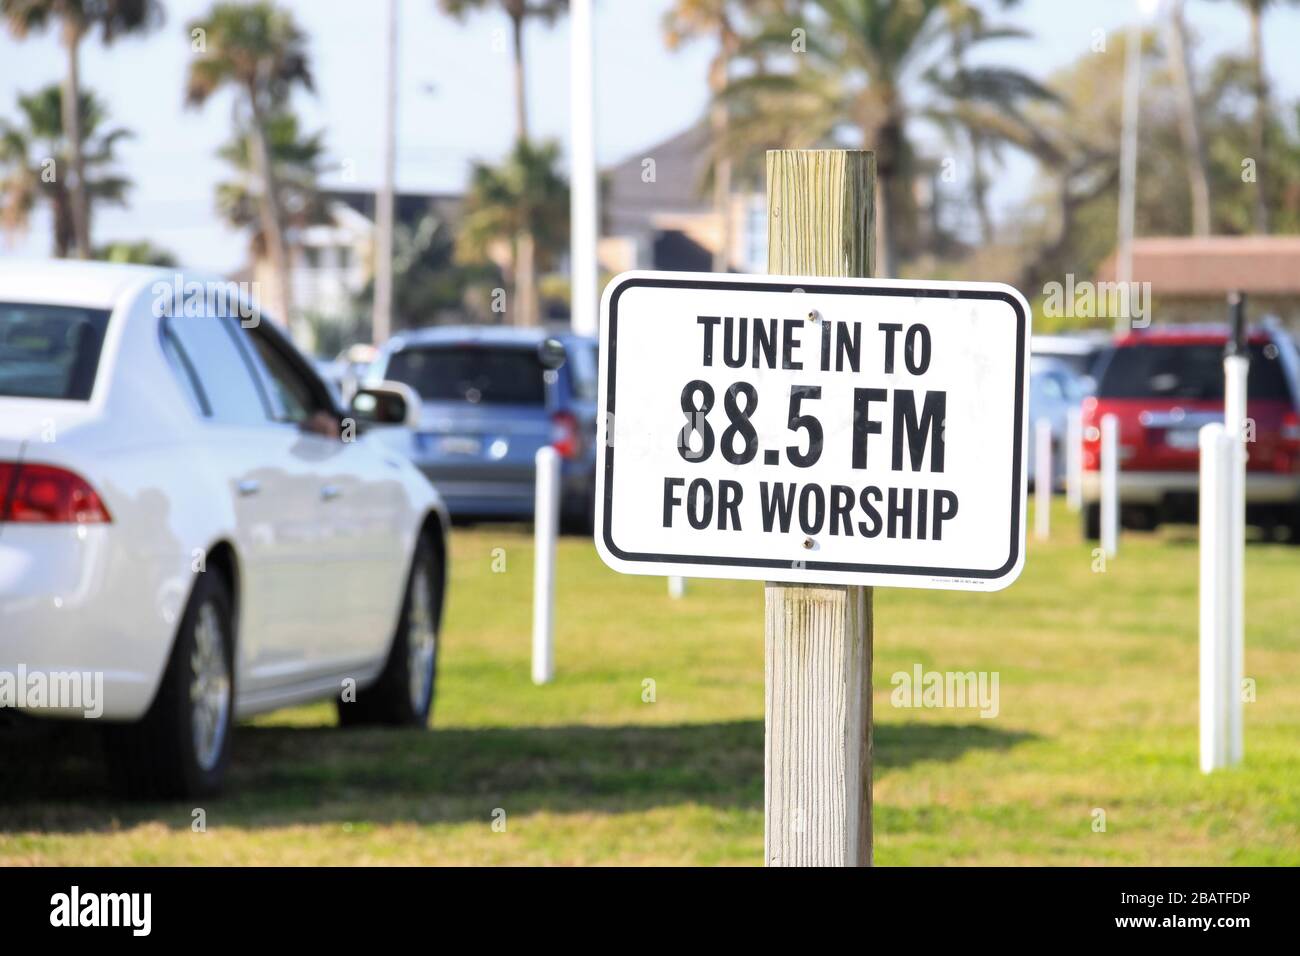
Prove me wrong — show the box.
[1116,0,1162,332]
[373,0,399,346]
[569,0,598,337]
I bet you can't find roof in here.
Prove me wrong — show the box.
[1113,324,1277,347]
[1096,236,1300,296]
[603,122,712,236]
[385,325,592,351]
[324,189,463,229]
[0,258,181,310]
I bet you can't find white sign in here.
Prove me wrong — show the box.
[594,271,1031,592]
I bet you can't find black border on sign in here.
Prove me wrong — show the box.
[601,276,1028,580]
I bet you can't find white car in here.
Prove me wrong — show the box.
[0,260,449,797]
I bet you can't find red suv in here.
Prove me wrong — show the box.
[1080,325,1300,542]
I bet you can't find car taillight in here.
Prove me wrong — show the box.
[550,411,580,460]
[1283,411,1300,447]
[1080,398,1101,471]
[0,462,111,524]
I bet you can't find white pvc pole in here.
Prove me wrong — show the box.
[1035,419,1052,541]
[568,0,598,336]
[1224,353,1249,764]
[1066,407,1083,512]
[1100,413,1119,557]
[532,447,559,685]
[668,576,686,599]
[1200,423,1232,773]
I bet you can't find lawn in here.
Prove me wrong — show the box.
[3,499,1299,865]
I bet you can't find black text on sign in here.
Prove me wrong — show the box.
[595,272,1031,591]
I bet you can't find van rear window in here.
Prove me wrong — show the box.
[0,302,110,400]
[1096,343,1292,401]
[384,346,546,405]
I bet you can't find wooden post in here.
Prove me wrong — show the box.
[765,149,875,867]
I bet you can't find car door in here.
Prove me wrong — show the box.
[159,312,322,694]
[234,321,409,670]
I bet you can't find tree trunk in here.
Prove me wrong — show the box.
[709,36,735,272]
[510,11,529,142]
[969,130,993,245]
[514,229,538,326]
[61,21,90,259]
[509,11,539,326]
[1248,2,1269,233]
[247,92,297,340]
[1166,0,1211,235]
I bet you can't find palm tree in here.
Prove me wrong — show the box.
[1164,0,1211,235]
[664,0,745,272]
[0,84,132,257]
[1,0,162,259]
[439,0,566,325]
[720,0,1057,276]
[185,1,312,339]
[214,110,329,258]
[1223,0,1300,233]
[456,139,569,327]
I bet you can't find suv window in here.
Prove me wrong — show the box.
[569,340,598,401]
[385,345,546,405]
[0,302,109,400]
[162,315,269,424]
[1097,342,1293,402]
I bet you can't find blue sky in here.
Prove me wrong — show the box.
[1,0,1298,273]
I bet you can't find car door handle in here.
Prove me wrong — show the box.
[320,484,342,502]
[237,479,260,497]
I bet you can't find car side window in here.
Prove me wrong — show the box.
[240,324,326,426]
[161,315,270,425]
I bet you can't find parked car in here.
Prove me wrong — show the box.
[1028,355,1088,490]
[1031,331,1109,391]
[0,260,449,797]
[368,326,599,530]
[1079,324,1300,540]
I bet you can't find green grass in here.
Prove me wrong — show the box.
[3,500,1299,865]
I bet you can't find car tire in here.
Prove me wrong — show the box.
[1288,504,1300,546]
[1082,503,1101,541]
[104,569,235,799]
[337,535,442,728]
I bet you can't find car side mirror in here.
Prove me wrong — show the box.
[349,381,420,429]
[538,336,567,370]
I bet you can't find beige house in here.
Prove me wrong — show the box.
[1096,236,1300,331]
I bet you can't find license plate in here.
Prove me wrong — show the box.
[1164,428,1199,450]
[424,434,482,456]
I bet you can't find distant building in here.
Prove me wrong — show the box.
[601,123,766,274]
[247,189,462,335]
[1096,236,1300,331]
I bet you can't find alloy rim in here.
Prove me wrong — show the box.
[190,601,231,772]
[407,561,437,713]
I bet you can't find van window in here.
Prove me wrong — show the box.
[0,302,109,400]
[384,345,546,405]
[1097,343,1292,402]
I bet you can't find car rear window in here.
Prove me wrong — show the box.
[1097,342,1292,401]
[384,345,546,405]
[0,302,110,400]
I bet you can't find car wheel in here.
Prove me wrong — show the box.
[1082,503,1101,541]
[1288,504,1300,546]
[104,570,235,799]
[338,535,442,727]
